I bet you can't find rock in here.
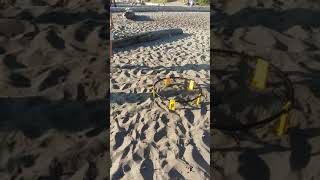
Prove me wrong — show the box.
[123,9,135,19]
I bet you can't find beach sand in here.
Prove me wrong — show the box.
[110,12,210,179]
[212,0,320,180]
[0,0,109,179]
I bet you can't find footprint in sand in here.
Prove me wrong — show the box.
[120,83,131,91]
[46,29,65,49]
[161,115,169,125]
[133,153,143,162]
[168,168,185,180]
[140,159,154,180]
[192,145,209,173]
[161,160,168,168]
[140,123,149,141]
[123,164,131,173]
[121,115,130,124]
[154,121,160,130]
[121,145,131,160]
[202,131,210,148]
[200,103,207,116]
[3,54,26,70]
[112,166,125,180]
[38,67,69,91]
[185,109,195,124]
[113,130,127,150]
[10,73,31,88]
[154,128,167,143]
[74,20,100,42]
[18,154,37,168]
[177,137,186,159]
[144,146,151,158]
[113,84,120,89]
[177,121,187,135]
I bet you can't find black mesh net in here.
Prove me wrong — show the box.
[212,49,294,130]
[153,77,203,109]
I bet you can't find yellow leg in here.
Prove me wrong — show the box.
[251,58,269,90]
[276,101,292,136]
[152,88,156,97]
[164,77,171,87]
[195,95,201,106]
[169,100,176,110]
[188,80,195,91]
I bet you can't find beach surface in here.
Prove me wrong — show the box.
[212,0,320,180]
[110,12,210,179]
[0,0,109,179]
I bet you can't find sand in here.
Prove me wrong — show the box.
[0,0,109,179]
[212,0,320,180]
[110,12,210,179]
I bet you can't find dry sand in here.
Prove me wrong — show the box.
[110,12,210,179]
[0,0,109,179]
[212,0,320,180]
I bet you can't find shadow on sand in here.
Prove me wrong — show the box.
[130,15,154,21]
[118,63,209,73]
[213,8,320,35]
[112,33,192,53]
[0,96,107,138]
[212,127,320,180]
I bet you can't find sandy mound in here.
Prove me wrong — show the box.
[110,12,210,179]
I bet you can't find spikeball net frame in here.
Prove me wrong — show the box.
[152,76,203,111]
[212,49,295,134]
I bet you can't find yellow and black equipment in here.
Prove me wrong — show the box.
[152,77,203,111]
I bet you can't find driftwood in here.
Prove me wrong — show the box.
[113,28,183,48]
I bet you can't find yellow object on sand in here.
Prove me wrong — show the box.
[169,99,176,110]
[164,77,171,87]
[188,80,195,91]
[251,58,269,90]
[152,88,156,97]
[276,101,292,136]
[195,95,201,106]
